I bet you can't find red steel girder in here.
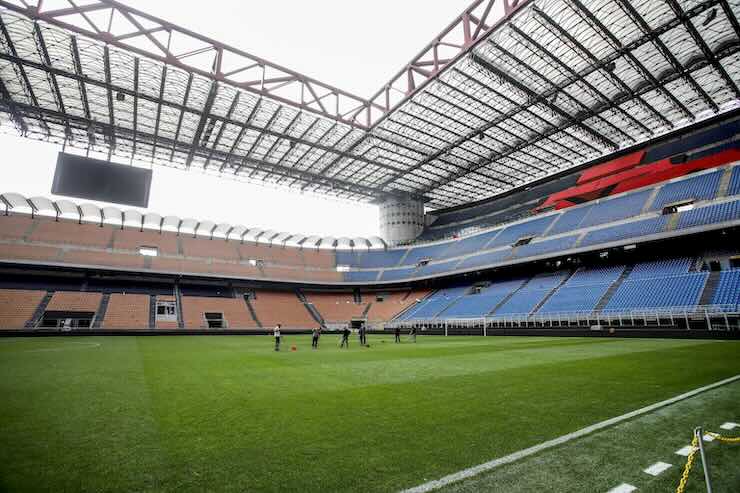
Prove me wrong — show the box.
[364,0,531,127]
[0,0,381,128]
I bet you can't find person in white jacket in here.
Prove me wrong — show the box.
[273,324,281,351]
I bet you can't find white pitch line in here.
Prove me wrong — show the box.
[719,422,738,430]
[400,373,740,493]
[607,483,637,493]
[643,461,672,476]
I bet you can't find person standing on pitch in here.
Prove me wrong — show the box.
[394,326,401,343]
[340,325,350,348]
[273,324,282,351]
[311,326,321,349]
[409,326,417,343]
[359,322,367,346]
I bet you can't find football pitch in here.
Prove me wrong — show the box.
[0,335,738,492]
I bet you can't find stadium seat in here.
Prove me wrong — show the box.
[676,199,740,230]
[577,190,652,229]
[537,266,625,314]
[493,272,567,316]
[711,269,740,311]
[580,216,668,247]
[604,272,708,311]
[648,170,723,211]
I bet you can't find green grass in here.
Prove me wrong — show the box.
[440,378,740,493]
[0,335,738,492]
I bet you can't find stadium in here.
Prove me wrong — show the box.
[0,0,739,491]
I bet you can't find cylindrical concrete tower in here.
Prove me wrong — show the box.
[378,196,425,246]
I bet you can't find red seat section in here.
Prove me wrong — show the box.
[541,147,740,211]
[577,151,645,185]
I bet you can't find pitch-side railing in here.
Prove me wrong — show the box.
[387,304,740,333]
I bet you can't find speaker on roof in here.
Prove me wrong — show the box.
[51,153,152,207]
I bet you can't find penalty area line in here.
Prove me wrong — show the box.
[400,373,740,493]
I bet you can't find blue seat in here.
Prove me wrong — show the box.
[729,166,740,197]
[537,285,610,314]
[512,235,578,259]
[487,216,555,248]
[676,199,740,229]
[336,249,407,269]
[437,229,501,260]
[415,259,460,278]
[546,205,592,236]
[712,269,740,310]
[604,272,708,311]
[402,286,470,319]
[493,271,567,316]
[402,242,451,266]
[440,278,526,318]
[536,266,625,314]
[580,216,668,247]
[578,189,652,229]
[441,292,509,318]
[627,258,692,280]
[649,170,722,211]
[457,248,512,270]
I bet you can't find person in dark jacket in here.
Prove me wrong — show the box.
[311,326,321,349]
[358,323,367,346]
[340,326,351,348]
[394,326,401,343]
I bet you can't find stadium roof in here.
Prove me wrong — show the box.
[1,0,739,208]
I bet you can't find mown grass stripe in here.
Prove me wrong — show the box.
[400,373,740,493]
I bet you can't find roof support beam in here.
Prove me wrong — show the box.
[185,81,218,169]
[3,97,390,200]
[0,0,377,128]
[204,91,240,169]
[272,116,320,185]
[33,22,72,140]
[664,0,740,100]
[508,23,642,143]
[262,109,301,164]
[530,5,668,132]
[719,0,740,41]
[0,49,390,174]
[403,99,546,176]
[132,58,139,156]
[219,97,261,173]
[0,78,28,134]
[152,64,168,159]
[244,106,281,178]
[484,42,618,150]
[613,0,718,114]
[392,107,534,185]
[70,36,92,124]
[567,0,694,123]
[286,122,338,187]
[0,15,50,137]
[169,73,193,161]
[103,46,117,151]
[439,72,584,162]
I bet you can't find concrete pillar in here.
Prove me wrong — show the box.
[378,196,424,246]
